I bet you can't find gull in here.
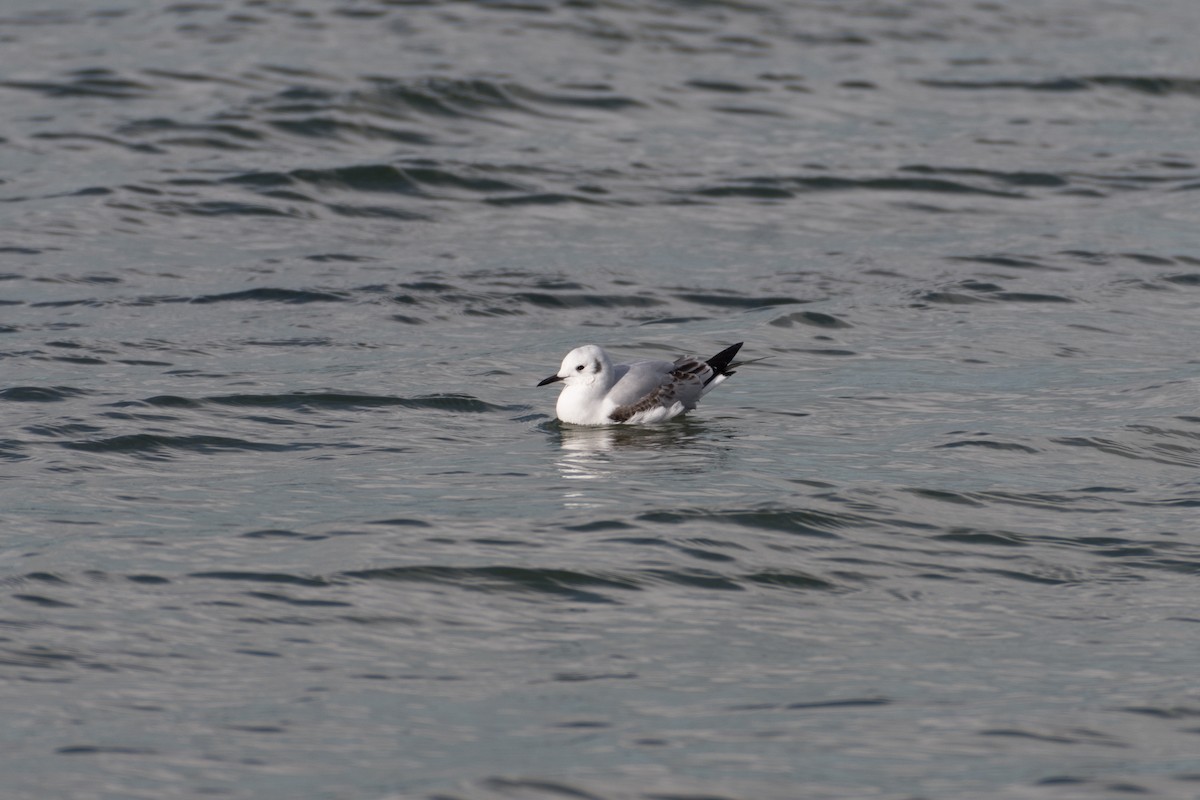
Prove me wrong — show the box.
[537,342,746,425]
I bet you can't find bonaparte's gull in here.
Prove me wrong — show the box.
[537,342,745,425]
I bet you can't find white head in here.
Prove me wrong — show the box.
[537,345,612,389]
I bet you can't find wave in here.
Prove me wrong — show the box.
[920,75,1200,97]
[60,433,314,455]
[2,67,153,99]
[637,506,863,538]
[187,287,351,304]
[0,386,91,402]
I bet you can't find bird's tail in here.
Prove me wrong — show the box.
[703,343,771,391]
[704,342,744,382]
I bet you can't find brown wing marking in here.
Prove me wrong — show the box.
[671,357,709,380]
[608,386,670,423]
[607,358,707,423]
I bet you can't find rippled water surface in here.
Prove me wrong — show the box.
[4,1,1200,798]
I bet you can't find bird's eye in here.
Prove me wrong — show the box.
[575,364,585,371]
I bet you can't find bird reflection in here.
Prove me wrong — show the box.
[545,419,721,507]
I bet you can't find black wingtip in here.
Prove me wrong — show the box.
[705,342,744,376]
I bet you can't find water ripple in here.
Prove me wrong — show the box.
[921,75,1200,97]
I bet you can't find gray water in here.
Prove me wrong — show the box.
[4,1,1200,798]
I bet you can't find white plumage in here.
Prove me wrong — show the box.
[537,342,744,425]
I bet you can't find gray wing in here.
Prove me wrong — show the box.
[606,357,712,422]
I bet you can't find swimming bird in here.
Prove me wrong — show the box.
[537,342,745,425]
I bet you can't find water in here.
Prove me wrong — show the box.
[3,0,1200,798]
